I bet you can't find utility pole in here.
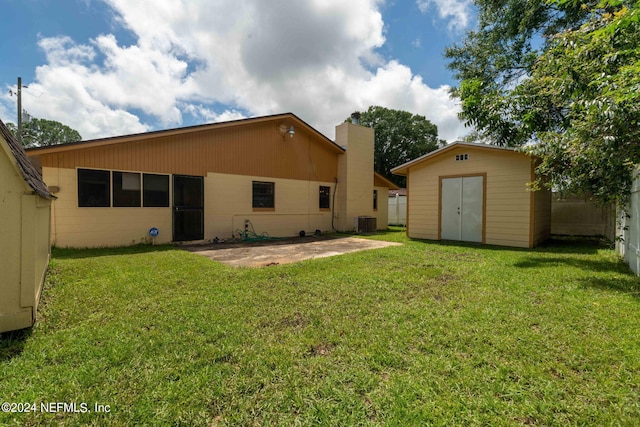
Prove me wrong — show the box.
[17,77,25,145]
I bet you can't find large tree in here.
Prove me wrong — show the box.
[347,106,442,187]
[6,118,82,148]
[446,0,640,205]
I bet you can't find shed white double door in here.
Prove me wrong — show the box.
[440,176,484,243]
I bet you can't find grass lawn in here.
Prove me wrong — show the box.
[1,230,639,426]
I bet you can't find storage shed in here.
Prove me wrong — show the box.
[0,119,55,333]
[392,142,551,248]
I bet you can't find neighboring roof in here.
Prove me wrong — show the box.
[374,172,400,190]
[26,112,345,156]
[0,119,55,200]
[391,141,528,176]
[389,188,407,197]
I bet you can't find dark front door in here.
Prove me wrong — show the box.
[173,175,204,241]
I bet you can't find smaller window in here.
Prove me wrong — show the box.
[253,181,275,209]
[143,174,170,207]
[373,189,378,211]
[78,169,110,207]
[455,154,469,161]
[319,186,331,209]
[113,171,141,207]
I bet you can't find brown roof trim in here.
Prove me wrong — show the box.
[0,119,55,200]
[26,112,345,155]
[374,172,400,190]
[391,141,531,176]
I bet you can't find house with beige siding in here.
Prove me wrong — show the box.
[26,113,396,248]
[392,142,551,248]
[1,120,55,333]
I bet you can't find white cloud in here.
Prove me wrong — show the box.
[2,0,468,142]
[416,0,473,31]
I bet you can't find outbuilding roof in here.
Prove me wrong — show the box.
[0,119,55,200]
[391,141,526,176]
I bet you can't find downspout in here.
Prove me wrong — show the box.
[331,177,338,232]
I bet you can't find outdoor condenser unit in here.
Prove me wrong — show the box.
[355,216,377,234]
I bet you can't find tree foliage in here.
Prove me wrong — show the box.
[6,118,82,148]
[446,0,640,205]
[347,106,441,187]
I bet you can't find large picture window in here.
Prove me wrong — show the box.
[113,171,141,207]
[78,169,110,207]
[253,181,275,209]
[143,174,170,207]
[319,186,330,209]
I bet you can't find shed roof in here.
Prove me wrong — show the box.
[391,142,527,176]
[0,119,54,200]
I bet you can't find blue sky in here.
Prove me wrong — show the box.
[0,0,476,141]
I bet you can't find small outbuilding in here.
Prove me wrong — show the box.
[392,142,551,248]
[0,119,55,333]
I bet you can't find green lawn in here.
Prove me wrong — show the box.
[1,231,639,426]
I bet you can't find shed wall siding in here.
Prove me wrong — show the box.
[407,146,533,247]
[0,142,52,333]
[0,146,27,328]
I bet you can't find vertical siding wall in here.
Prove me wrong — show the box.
[39,121,339,182]
[407,147,536,248]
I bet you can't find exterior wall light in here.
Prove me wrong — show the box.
[278,123,295,140]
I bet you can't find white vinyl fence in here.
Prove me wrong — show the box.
[617,167,640,274]
[388,194,407,226]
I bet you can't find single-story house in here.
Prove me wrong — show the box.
[1,119,55,333]
[391,142,551,248]
[26,113,397,248]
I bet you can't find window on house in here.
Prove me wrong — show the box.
[253,181,275,208]
[143,174,170,207]
[319,186,331,209]
[78,168,110,207]
[373,189,378,210]
[113,171,141,207]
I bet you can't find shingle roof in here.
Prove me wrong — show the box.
[0,119,55,200]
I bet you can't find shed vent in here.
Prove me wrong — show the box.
[355,216,376,234]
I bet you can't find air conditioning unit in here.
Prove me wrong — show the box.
[354,216,377,234]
